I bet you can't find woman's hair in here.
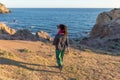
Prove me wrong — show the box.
[57,24,68,36]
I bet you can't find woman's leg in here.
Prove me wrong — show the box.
[61,50,65,62]
[56,50,63,66]
[56,50,61,66]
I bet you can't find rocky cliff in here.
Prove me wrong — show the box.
[95,8,120,24]
[90,8,120,38]
[80,8,120,54]
[0,3,10,14]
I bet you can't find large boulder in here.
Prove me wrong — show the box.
[36,31,53,41]
[90,8,120,38]
[90,18,120,39]
[83,8,120,54]
[96,8,120,24]
[12,29,37,40]
[0,3,10,14]
[0,22,16,35]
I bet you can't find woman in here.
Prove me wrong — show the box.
[53,24,69,71]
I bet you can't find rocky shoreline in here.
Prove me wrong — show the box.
[0,22,53,42]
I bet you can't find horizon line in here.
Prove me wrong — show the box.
[8,7,114,8]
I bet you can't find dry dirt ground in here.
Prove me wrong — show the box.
[0,40,120,80]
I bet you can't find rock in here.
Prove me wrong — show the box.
[90,8,120,38]
[96,12,112,24]
[0,22,16,35]
[81,8,120,55]
[82,8,120,54]
[90,23,110,38]
[96,8,120,24]
[109,8,120,20]
[0,34,12,40]
[12,29,37,40]
[0,3,11,14]
[91,18,120,38]
[36,31,53,41]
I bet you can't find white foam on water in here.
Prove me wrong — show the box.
[30,26,36,28]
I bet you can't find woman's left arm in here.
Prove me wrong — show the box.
[66,36,70,53]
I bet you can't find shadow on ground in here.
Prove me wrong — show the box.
[0,57,60,73]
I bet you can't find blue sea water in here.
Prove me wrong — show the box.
[0,8,111,38]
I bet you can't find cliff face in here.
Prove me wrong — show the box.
[90,8,120,38]
[0,3,10,14]
[90,18,120,38]
[96,8,120,24]
[81,8,120,54]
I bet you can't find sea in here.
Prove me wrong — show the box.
[0,8,111,38]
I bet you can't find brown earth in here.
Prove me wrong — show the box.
[0,40,120,80]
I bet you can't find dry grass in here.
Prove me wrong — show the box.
[0,40,120,80]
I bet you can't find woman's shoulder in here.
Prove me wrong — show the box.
[55,34,68,38]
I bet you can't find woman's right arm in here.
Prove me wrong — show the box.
[53,34,58,46]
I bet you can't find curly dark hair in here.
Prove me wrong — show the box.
[57,24,68,36]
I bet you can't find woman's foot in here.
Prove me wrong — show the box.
[59,65,63,71]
